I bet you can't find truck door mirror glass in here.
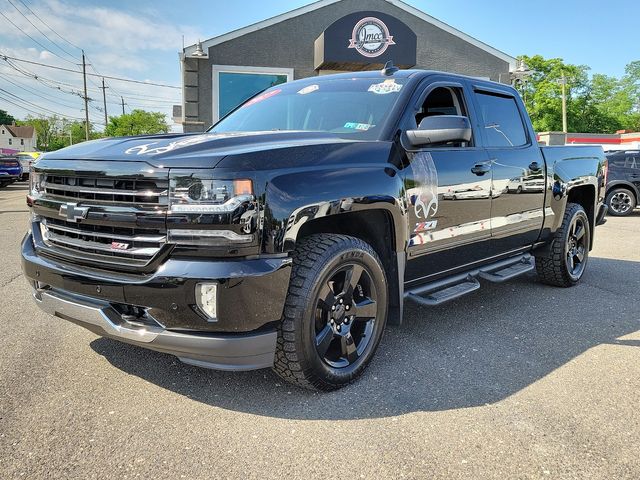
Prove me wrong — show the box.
[406,115,472,147]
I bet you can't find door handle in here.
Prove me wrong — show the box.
[471,164,491,176]
[529,162,542,172]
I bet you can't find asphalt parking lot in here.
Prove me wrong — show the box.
[1,182,638,479]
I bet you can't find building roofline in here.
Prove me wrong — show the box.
[184,0,517,70]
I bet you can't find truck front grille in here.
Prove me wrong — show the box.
[39,217,166,268]
[44,174,169,206]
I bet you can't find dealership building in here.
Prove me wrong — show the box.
[178,0,516,132]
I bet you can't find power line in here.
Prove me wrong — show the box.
[0,9,78,67]
[6,0,80,63]
[0,64,180,103]
[1,55,182,89]
[17,0,83,52]
[0,73,81,109]
[0,91,93,121]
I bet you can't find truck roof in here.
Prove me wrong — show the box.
[290,68,513,92]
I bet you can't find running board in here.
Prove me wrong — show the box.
[406,276,480,306]
[405,254,533,307]
[478,257,534,283]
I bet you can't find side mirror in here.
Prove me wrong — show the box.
[406,115,472,147]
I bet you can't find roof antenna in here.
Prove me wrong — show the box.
[381,60,399,76]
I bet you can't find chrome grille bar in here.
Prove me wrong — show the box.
[43,174,169,206]
[41,218,165,243]
[41,226,162,258]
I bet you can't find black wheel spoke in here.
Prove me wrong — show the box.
[567,253,575,272]
[576,247,585,262]
[318,282,337,309]
[313,258,379,369]
[574,224,585,241]
[354,297,376,319]
[316,324,335,357]
[342,264,364,295]
[340,332,359,364]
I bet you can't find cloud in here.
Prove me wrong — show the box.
[38,0,202,54]
[0,1,198,129]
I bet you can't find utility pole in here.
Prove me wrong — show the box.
[81,50,90,141]
[99,77,108,126]
[559,75,568,133]
[121,96,125,115]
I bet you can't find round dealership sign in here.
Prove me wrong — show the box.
[348,17,396,58]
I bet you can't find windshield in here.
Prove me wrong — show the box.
[210,77,409,140]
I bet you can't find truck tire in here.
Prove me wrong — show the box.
[535,202,590,287]
[273,233,388,391]
[606,188,636,216]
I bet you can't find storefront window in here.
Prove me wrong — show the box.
[213,66,294,121]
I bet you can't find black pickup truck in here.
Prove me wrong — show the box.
[22,69,608,391]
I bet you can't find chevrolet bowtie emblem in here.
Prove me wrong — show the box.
[59,203,90,223]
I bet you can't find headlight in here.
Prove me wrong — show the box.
[169,171,253,213]
[29,170,44,197]
[168,170,257,246]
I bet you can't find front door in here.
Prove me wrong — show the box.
[402,82,493,285]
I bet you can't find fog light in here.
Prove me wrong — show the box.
[196,283,218,321]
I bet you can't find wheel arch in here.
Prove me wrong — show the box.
[606,180,640,199]
[566,184,596,250]
[295,209,405,326]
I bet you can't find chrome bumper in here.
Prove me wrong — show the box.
[33,287,277,371]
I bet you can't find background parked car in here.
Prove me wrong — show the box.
[0,156,22,188]
[15,152,41,181]
[605,150,640,216]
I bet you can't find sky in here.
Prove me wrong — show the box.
[1,0,638,130]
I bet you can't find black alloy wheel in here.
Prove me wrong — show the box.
[314,263,378,369]
[535,202,590,287]
[566,214,588,280]
[273,233,388,391]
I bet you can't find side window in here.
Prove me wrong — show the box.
[626,156,639,169]
[476,92,528,148]
[414,86,472,148]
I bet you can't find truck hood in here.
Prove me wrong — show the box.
[40,131,363,169]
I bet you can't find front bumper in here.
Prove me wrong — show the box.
[22,233,292,370]
[32,287,277,370]
[0,171,21,182]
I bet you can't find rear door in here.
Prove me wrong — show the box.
[472,87,545,253]
[402,79,493,284]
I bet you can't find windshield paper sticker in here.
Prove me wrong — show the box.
[344,122,374,131]
[368,79,402,95]
[242,89,281,108]
[298,85,319,95]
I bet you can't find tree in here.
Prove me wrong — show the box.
[515,55,589,132]
[104,110,169,137]
[0,109,15,125]
[517,55,640,134]
[17,116,59,151]
[15,117,102,151]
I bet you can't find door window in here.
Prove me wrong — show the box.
[476,92,528,148]
[414,86,472,148]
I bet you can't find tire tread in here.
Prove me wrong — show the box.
[273,233,384,391]
[535,202,588,287]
